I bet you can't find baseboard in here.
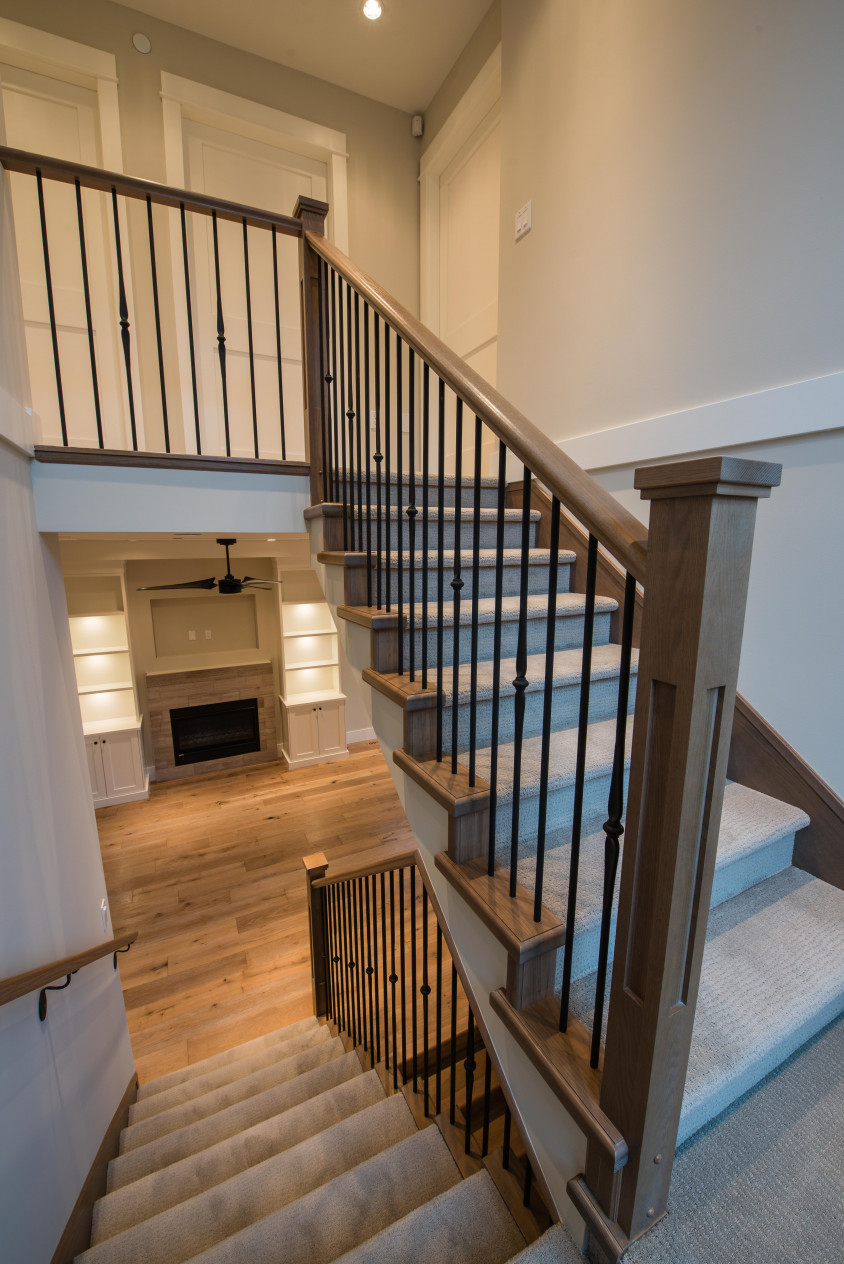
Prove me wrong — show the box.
[50,1071,138,1264]
[346,725,376,743]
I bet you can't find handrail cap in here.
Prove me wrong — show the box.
[635,455,783,501]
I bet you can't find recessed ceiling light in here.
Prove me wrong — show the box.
[363,1,382,19]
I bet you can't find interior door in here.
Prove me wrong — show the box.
[0,62,132,448]
[182,120,328,461]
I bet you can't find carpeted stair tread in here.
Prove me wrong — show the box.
[407,591,617,629]
[477,715,634,806]
[135,1016,319,1101]
[108,1051,363,1190]
[331,1170,526,1264]
[81,1094,416,1264]
[379,548,574,568]
[120,1036,346,1152]
[129,1023,332,1122]
[173,1125,461,1264]
[442,644,638,706]
[95,1070,386,1238]
[367,506,540,522]
[505,1224,585,1264]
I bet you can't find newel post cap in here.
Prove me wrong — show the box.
[293,195,329,233]
[303,852,329,881]
[634,455,782,501]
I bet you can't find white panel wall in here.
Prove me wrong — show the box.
[0,169,135,1264]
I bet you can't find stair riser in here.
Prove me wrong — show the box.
[349,518,537,552]
[338,480,501,510]
[376,559,572,604]
[445,674,637,754]
[403,612,613,669]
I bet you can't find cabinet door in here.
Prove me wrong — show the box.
[85,737,107,801]
[100,729,144,796]
[317,700,346,757]
[287,705,320,761]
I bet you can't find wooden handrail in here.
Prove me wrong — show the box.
[0,145,303,237]
[311,849,419,888]
[307,231,648,583]
[0,931,138,1009]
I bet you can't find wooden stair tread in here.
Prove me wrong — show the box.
[436,854,564,963]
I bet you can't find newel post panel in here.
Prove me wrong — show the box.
[302,852,330,1017]
[585,456,781,1241]
[294,196,329,505]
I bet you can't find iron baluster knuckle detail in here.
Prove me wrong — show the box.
[420,983,431,996]
[463,1057,477,1073]
[388,972,398,984]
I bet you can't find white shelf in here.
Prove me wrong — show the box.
[77,682,134,695]
[82,715,143,736]
[73,645,129,657]
[283,628,335,639]
[285,658,339,671]
[281,689,345,706]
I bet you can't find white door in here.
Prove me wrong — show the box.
[288,704,319,762]
[100,729,144,797]
[317,699,346,757]
[182,120,328,461]
[0,62,135,449]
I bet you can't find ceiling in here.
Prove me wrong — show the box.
[111,0,492,113]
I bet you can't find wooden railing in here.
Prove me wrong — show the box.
[0,931,137,1019]
[0,146,316,477]
[297,223,782,1244]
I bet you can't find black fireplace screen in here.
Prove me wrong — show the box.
[170,697,260,765]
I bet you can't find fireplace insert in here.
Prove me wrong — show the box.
[169,697,260,765]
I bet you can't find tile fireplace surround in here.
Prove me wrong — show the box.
[146,662,277,782]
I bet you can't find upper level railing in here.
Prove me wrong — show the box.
[0,146,313,468]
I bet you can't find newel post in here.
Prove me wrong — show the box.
[294,196,329,505]
[585,456,781,1241]
[302,852,330,1017]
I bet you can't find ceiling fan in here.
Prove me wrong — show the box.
[136,539,282,595]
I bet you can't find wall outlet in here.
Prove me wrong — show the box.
[188,629,196,641]
[515,200,532,242]
[100,898,109,932]
[205,630,212,640]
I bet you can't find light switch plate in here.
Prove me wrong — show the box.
[515,200,532,242]
[188,630,196,641]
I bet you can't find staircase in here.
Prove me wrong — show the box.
[76,1015,584,1264]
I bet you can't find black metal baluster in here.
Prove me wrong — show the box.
[368,874,377,1062]
[271,226,287,460]
[399,867,408,1082]
[360,875,372,1054]
[396,336,404,674]
[179,204,201,454]
[331,884,342,1030]
[523,1159,534,1208]
[354,292,363,553]
[487,442,507,872]
[211,211,230,455]
[338,278,348,547]
[363,302,373,605]
[410,866,418,1092]
[560,534,598,1032]
[435,921,443,1117]
[449,962,458,1125]
[435,379,446,761]
[321,879,332,1021]
[503,1105,512,1170]
[407,350,417,682]
[591,570,636,1069]
[145,197,170,452]
[317,258,329,497]
[341,880,352,1039]
[330,269,340,502]
[421,365,430,691]
[373,314,383,608]
[451,400,464,772]
[509,468,533,897]
[464,1009,476,1155]
[74,180,102,448]
[37,172,67,445]
[482,1049,492,1157]
[110,187,137,450]
[534,496,561,922]
[346,284,356,554]
[468,416,482,785]
[384,324,392,614]
[380,871,388,1069]
[421,881,430,1115]
[352,877,364,1050]
[241,219,259,458]
[389,869,399,1088]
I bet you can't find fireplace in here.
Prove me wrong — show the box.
[170,697,261,766]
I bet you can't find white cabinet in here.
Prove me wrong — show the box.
[281,695,348,770]
[84,722,148,807]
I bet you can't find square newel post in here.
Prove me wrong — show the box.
[303,852,330,1017]
[294,196,330,506]
[585,456,781,1243]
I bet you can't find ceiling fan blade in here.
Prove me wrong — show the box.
[240,582,274,591]
[241,576,284,585]
[136,578,218,591]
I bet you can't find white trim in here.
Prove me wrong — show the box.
[0,18,117,83]
[560,372,844,473]
[346,726,376,744]
[419,45,501,333]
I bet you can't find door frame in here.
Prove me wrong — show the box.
[419,45,501,335]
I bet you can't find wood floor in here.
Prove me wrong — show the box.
[98,741,415,1085]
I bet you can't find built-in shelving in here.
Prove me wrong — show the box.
[276,567,347,769]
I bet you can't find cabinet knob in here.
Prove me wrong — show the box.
[93,740,98,746]
[102,739,107,744]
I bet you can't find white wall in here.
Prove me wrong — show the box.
[0,172,135,1264]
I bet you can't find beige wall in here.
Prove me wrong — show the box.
[1,0,421,310]
[422,0,500,156]
[496,0,844,442]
